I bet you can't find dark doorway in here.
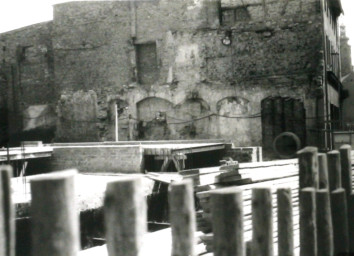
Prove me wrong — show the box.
[261,97,306,159]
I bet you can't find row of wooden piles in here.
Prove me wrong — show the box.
[196,144,354,256]
[0,145,353,256]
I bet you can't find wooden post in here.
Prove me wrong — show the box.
[277,188,294,256]
[330,188,349,255]
[327,150,342,192]
[339,145,352,196]
[348,194,354,253]
[30,170,80,256]
[318,153,329,190]
[210,187,244,256]
[316,189,333,256]
[0,166,15,256]
[297,147,318,189]
[252,187,273,256]
[169,179,196,256]
[299,187,316,256]
[246,240,252,256]
[104,176,146,256]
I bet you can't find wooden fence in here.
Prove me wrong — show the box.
[0,145,354,256]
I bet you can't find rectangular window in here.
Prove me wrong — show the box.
[221,7,250,26]
[136,42,158,85]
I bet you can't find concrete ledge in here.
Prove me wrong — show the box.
[50,145,144,173]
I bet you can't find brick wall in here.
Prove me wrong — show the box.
[49,145,144,173]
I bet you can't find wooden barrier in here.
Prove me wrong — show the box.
[30,169,80,256]
[252,187,273,256]
[331,188,349,255]
[0,166,14,256]
[277,188,293,256]
[104,176,146,256]
[210,187,244,256]
[339,145,352,197]
[0,144,353,256]
[211,188,245,256]
[316,189,333,256]
[318,153,329,190]
[349,194,354,253]
[298,147,318,189]
[299,188,316,256]
[327,150,342,192]
[169,179,196,256]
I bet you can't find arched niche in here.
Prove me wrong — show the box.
[216,96,254,146]
[137,97,174,122]
[173,98,211,139]
[136,97,174,140]
[216,96,250,116]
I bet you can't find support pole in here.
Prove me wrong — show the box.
[210,187,244,256]
[327,150,342,192]
[104,177,146,256]
[115,103,119,142]
[277,188,294,256]
[339,145,352,196]
[30,170,80,256]
[331,188,349,255]
[299,187,316,256]
[297,147,318,189]
[169,179,196,256]
[316,189,333,256]
[252,187,273,256]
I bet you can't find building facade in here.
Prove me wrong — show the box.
[0,0,344,156]
[341,25,354,127]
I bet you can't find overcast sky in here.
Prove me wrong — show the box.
[0,0,354,60]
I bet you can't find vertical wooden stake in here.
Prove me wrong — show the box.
[246,240,252,256]
[104,176,146,256]
[316,189,333,256]
[348,194,354,253]
[331,188,349,255]
[210,187,244,256]
[299,187,316,256]
[169,179,196,256]
[252,187,273,256]
[327,150,342,192]
[318,153,329,190]
[339,145,352,196]
[297,147,319,189]
[0,166,15,256]
[30,170,80,256]
[277,188,294,256]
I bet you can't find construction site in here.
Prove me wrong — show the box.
[0,0,354,255]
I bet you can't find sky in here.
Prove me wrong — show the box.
[0,0,354,60]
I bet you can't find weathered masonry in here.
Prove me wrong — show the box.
[0,0,344,158]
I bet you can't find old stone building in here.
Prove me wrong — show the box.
[0,0,344,156]
[341,25,354,126]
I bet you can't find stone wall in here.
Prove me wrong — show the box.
[0,22,55,144]
[0,0,330,153]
